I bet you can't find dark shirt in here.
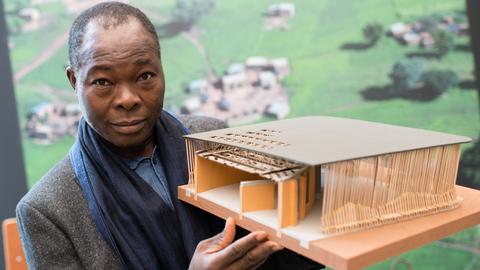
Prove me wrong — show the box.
[124,145,175,210]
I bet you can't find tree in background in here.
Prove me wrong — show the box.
[171,0,214,28]
[4,0,31,35]
[419,16,438,33]
[433,30,455,58]
[363,22,383,46]
[458,145,480,189]
[421,70,459,95]
[5,15,23,35]
[389,58,424,94]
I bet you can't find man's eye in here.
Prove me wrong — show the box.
[92,79,111,86]
[138,72,154,81]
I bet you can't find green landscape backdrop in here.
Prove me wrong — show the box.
[5,0,479,269]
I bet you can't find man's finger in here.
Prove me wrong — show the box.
[206,217,236,253]
[213,231,269,267]
[227,240,282,270]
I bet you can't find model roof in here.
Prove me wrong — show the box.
[185,116,471,165]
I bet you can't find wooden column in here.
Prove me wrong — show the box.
[278,178,298,228]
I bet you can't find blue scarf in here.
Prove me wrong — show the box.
[69,111,216,269]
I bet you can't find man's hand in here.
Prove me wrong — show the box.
[189,217,283,270]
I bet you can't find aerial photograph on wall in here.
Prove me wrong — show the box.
[4,0,479,269]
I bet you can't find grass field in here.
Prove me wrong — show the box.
[192,0,478,137]
[7,0,479,268]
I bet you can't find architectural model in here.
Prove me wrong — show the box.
[178,116,473,267]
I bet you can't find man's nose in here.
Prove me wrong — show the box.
[113,84,141,111]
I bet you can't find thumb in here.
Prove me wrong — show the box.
[206,217,236,254]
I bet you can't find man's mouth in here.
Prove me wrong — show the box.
[110,119,146,134]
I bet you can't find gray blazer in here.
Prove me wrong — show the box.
[16,115,227,270]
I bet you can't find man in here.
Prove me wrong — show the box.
[16,2,319,269]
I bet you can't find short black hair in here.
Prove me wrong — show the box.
[68,1,160,71]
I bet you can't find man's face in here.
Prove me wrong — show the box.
[67,18,164,150]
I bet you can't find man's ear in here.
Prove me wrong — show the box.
[66,66,77,92]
